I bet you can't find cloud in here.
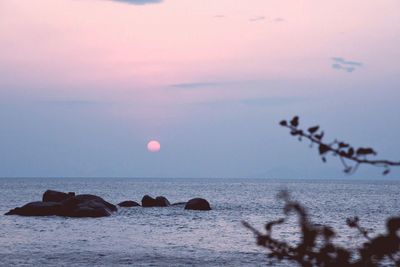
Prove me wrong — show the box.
[213,15,225,19]
[170,82,221,89]
[170,79,290,91]
[40,100,113,108]
[108,0,162,5]
[332,63,355,73]
[272,17,285,23]
[191,96,305,109]
[241,97,304,107]
[331,57,363,73]
[249,16,285,23]
[249,16,266,22]
[332,57,363,67]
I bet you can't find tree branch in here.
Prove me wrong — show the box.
[280,116,400,175]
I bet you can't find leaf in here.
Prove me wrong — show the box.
[338,142,349,148]
[290,116,299,127]
[279,120,287,126]
[347,148,354,158]
[290,130,303,136]
[322,227,335,239]
[308,126,319,134]
[344,167,352,174]
[315,131,324,141]
[346,217,359,228]
[383,169,390,175]
[319,144,330,155]
[321,157,327,163]
[356,148,377,156]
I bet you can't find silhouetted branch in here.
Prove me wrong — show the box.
[244,191,400,267]
[245,118,400,266]
[280,116,400,175]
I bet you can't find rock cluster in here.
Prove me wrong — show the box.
[5,190,212,217]
[5,190,117,217]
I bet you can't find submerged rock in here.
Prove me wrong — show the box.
[43,190,75,203]
[141,195,170,207]
[184,198,211,211]
[117,200,141,207]
[5,191,117,218]
[172,202,187,206]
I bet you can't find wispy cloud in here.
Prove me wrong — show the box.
[170,79,288,90]
[272,17,285,23]
[331,57,363,73]
[170,82,221,89]
[40,100,113,108]
[241,97,304,107]
[213,15,225,19]
[191,96,305,109]
[249,16,266,22]
[249,16,285,23]
[332,57,363,66]
[107,0,162,5]
[332,64,356,73]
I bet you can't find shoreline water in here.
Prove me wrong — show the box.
[1,178,399,266]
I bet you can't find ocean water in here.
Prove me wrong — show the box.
[0,178,399,267]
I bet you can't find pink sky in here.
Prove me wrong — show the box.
[2,0,398,88]
[0,0,399,177]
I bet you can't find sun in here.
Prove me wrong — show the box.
[147,140,161,153]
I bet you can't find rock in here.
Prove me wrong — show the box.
[5,192,117,218]
[184,198,211,211]
[5,201,63,216]
[63,205,112,218]
[141,195,156,207]
[155,196,170,207]
[60,194,117,217]
[117,201,141,207]
[43,190,75,202]
[141,195,170,207]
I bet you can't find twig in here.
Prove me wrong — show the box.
[280,116,400,175]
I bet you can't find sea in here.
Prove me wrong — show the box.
[0,178,399,267]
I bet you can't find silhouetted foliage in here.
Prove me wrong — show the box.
[280,116,400,175]
[244,191,400,267]
[245,117,400,266]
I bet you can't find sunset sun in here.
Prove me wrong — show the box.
[147,140,161,153]
[1,1,400,266]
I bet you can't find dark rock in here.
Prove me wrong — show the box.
[5,192,117,218]
[184,198,211,211]
[155,196,170,207]
[43,190,75,202]
[63,205,112,218]
[118,201,141,207]
[141,195,170,207]
[60,194,117,217]
[141,195,156,207]
[5,201,63,216]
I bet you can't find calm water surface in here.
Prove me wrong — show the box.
[0,178,399,266]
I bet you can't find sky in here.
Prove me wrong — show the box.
[0,0,399,178]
